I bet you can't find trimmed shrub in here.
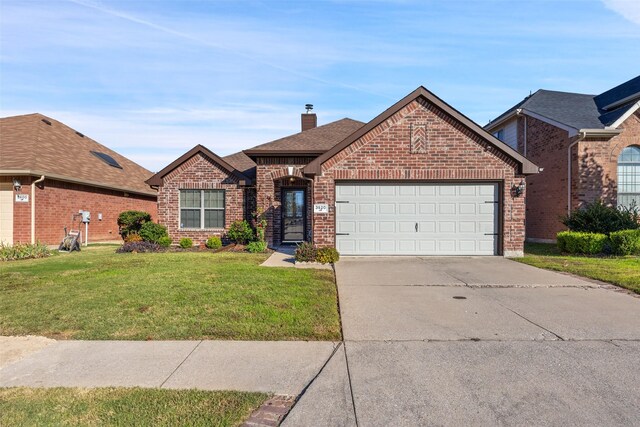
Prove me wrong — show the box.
[556,231,608,255]
[117,210,152,239]
[124,233,142,243]
[609,229,640,256]
[226,220,254,244]
[316,247,340,264]
[206,236,222,250]
[294,241,317,262]
[0,242,51,261]
[179,238,193,249]
[116,241,161,253]
[246,241,268,253]
[139,222,168,243]
[562,200,639,234]
[157,236,172,248]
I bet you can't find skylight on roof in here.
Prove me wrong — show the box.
[91,151,123,169]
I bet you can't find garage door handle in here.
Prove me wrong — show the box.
[484,233,499,236]
[336,233,350,236]
[415,223,418,232]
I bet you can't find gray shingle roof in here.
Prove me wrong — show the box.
[487,75,640,131]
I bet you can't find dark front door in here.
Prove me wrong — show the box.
[282,188,305,242]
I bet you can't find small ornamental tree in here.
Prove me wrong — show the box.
[117,211,152,239]
[253,208,267,243]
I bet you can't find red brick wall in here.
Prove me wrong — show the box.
[578,112,640,207]
[255,163,312,247]
[515,116,573,241]
[517,111,640,241]
[6,175,157,245]
[157,152,248,246]
[313,98,527,256]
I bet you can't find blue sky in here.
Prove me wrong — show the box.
[1,0,639,171]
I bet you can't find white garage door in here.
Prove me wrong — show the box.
[335,183,499,255]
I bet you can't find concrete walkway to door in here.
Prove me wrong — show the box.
[284,257,640,426]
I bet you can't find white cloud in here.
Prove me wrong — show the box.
[602,0,640,26]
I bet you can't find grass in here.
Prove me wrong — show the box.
[516,242,640,294]
[0,387,267,426]
[0,247,341,340]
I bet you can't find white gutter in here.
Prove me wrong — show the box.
[31,175,45,244]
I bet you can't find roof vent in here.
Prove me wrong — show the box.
[91,151,123,169]
[76,131,85,138]
[41,118,52,126]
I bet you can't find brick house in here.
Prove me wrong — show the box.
[486,75,640,242]
[148,86,538,256]
[0,114,157,245]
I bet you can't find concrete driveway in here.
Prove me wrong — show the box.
[284,257,640,426]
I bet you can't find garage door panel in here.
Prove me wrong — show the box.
[379,221,395,233]
[379,203,395,214]
[335,183,499,255]
[398,204,416,214]
[337,203,356,215]
[419,203,436,214]
[358,203,376,215]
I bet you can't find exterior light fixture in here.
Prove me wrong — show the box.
[512,179,526,197]
[12,178,21,191]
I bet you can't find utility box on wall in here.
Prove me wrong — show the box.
[80,210,91,223]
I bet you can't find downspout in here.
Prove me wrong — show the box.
[567,132,586,214]
[31,175,45,244]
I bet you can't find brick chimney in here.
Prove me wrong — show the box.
[301,104,317,131]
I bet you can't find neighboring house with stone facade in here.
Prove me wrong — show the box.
[148,86,538,257]
[486,75,640,242]
[0,113,157,246]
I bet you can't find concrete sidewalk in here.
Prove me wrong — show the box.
[0,339,339,395]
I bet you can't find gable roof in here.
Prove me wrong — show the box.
[0,113,156,196]
[486,75,640,132]
[222,151,256,180]
[304,86,539,175]
[145,144,252,187]
[243,118,364,156]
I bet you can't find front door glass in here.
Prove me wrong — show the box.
[283,189,305,241]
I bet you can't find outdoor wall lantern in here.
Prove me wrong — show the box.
[12,178,21,192]
[512,179,526,197]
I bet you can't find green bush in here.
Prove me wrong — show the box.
[226,220,254,244]
[562,200,639,234]
[179,238,193,249]
[157,236,172,248]
[609,229,640,256]
[139,222,168,243]
[246,241,268,253]
[556,231,608,255]
[294,241,317,262]
[0,242,51,261]
[117,210,152,239]
[206,236,222,250]
[316,247,340,264]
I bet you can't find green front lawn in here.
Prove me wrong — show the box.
[0,248,341,340]
[0,387,267,426]
[516,242,640,294]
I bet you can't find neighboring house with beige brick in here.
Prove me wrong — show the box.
[486,75,640,242]
[0,114,157,245]
[149,86,538,256]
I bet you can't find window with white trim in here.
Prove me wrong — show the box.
[180,189,225,229]
[618,146,640,209]
[493,129,505,141]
